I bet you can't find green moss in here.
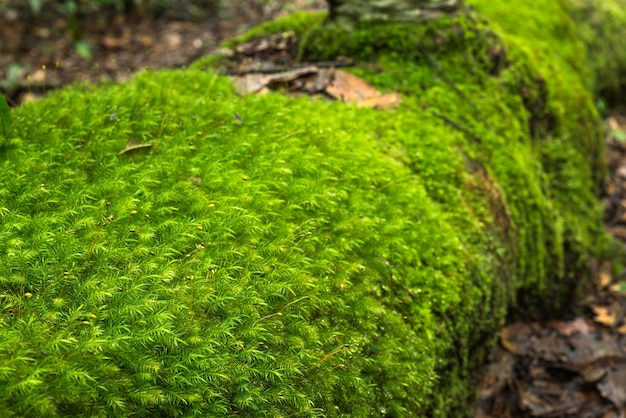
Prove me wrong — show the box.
[0,1,615,417]
[564,0,626,102]
[225,11,327,48]
[0,71,478,416]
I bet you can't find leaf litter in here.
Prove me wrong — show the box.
[475,112,626,418]
[117,137,153,156]
[223,32,402,109]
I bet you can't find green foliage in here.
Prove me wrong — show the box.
[219,10,328,49]
[0,1,614,416]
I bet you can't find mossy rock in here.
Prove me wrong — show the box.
[0,1,619,416]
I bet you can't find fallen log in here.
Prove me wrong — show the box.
[0,0,624,416]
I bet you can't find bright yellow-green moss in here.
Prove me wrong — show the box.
[0,1,617,417]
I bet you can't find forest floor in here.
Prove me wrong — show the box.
[0,0,325,104]
[475,121,626,416]
[3,2,626,416]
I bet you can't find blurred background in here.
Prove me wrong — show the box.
[0,0,325,104]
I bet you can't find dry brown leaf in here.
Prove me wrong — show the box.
[590,305,617,326]
[233,66,319,95]
[355,92,403,109]
[597,367,626,411]
[499,322,533,356]
[598,273,613,289]
[102,36,126,49]
[547,317,591,336]
[118,137,153,156]
[301,68,334,93]
[325,69,382,102]
[596,261,613,289]
[230,66,401,110]
[607,182,616,195]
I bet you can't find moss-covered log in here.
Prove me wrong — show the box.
[0,0,624,416]
[325,0,463,26]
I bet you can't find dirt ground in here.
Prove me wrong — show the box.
[0,0,325,104]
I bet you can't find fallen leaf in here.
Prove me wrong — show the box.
[590,305,617,327]
[597,261,613,289]
[28,69,46,84]
[118,137,153,156]
[233,65,319,95]
[300,68,334,93]
[102,36,126,49]
[235,32,297,55]
[565,331,624,368]
[579,364,607,383]
[355,92,403,109]
[500,322,533,356]
[610,281,626,295]
[233,73,270,95]
[598,367,626,411]
[547,318,591,337]
[325,69,382,102]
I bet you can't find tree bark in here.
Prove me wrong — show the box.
[326,0,463,26]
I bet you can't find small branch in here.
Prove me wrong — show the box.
[381,258,418,301]
[400,283,418,300]
[223,61,354,76]
[429,109,483,144]
[304,344,350,375]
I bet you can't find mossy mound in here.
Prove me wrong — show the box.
[564,0,626,104]
[0,1,617,416]
[469,0,626,105]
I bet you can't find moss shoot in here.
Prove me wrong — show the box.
[0,0,617,416]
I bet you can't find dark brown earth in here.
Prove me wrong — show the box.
[0,0,325,104]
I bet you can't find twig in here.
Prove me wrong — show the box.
[304,344,350,375]
[381,258,418,300]
[429,109,483,144]
[223,60,354,76]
